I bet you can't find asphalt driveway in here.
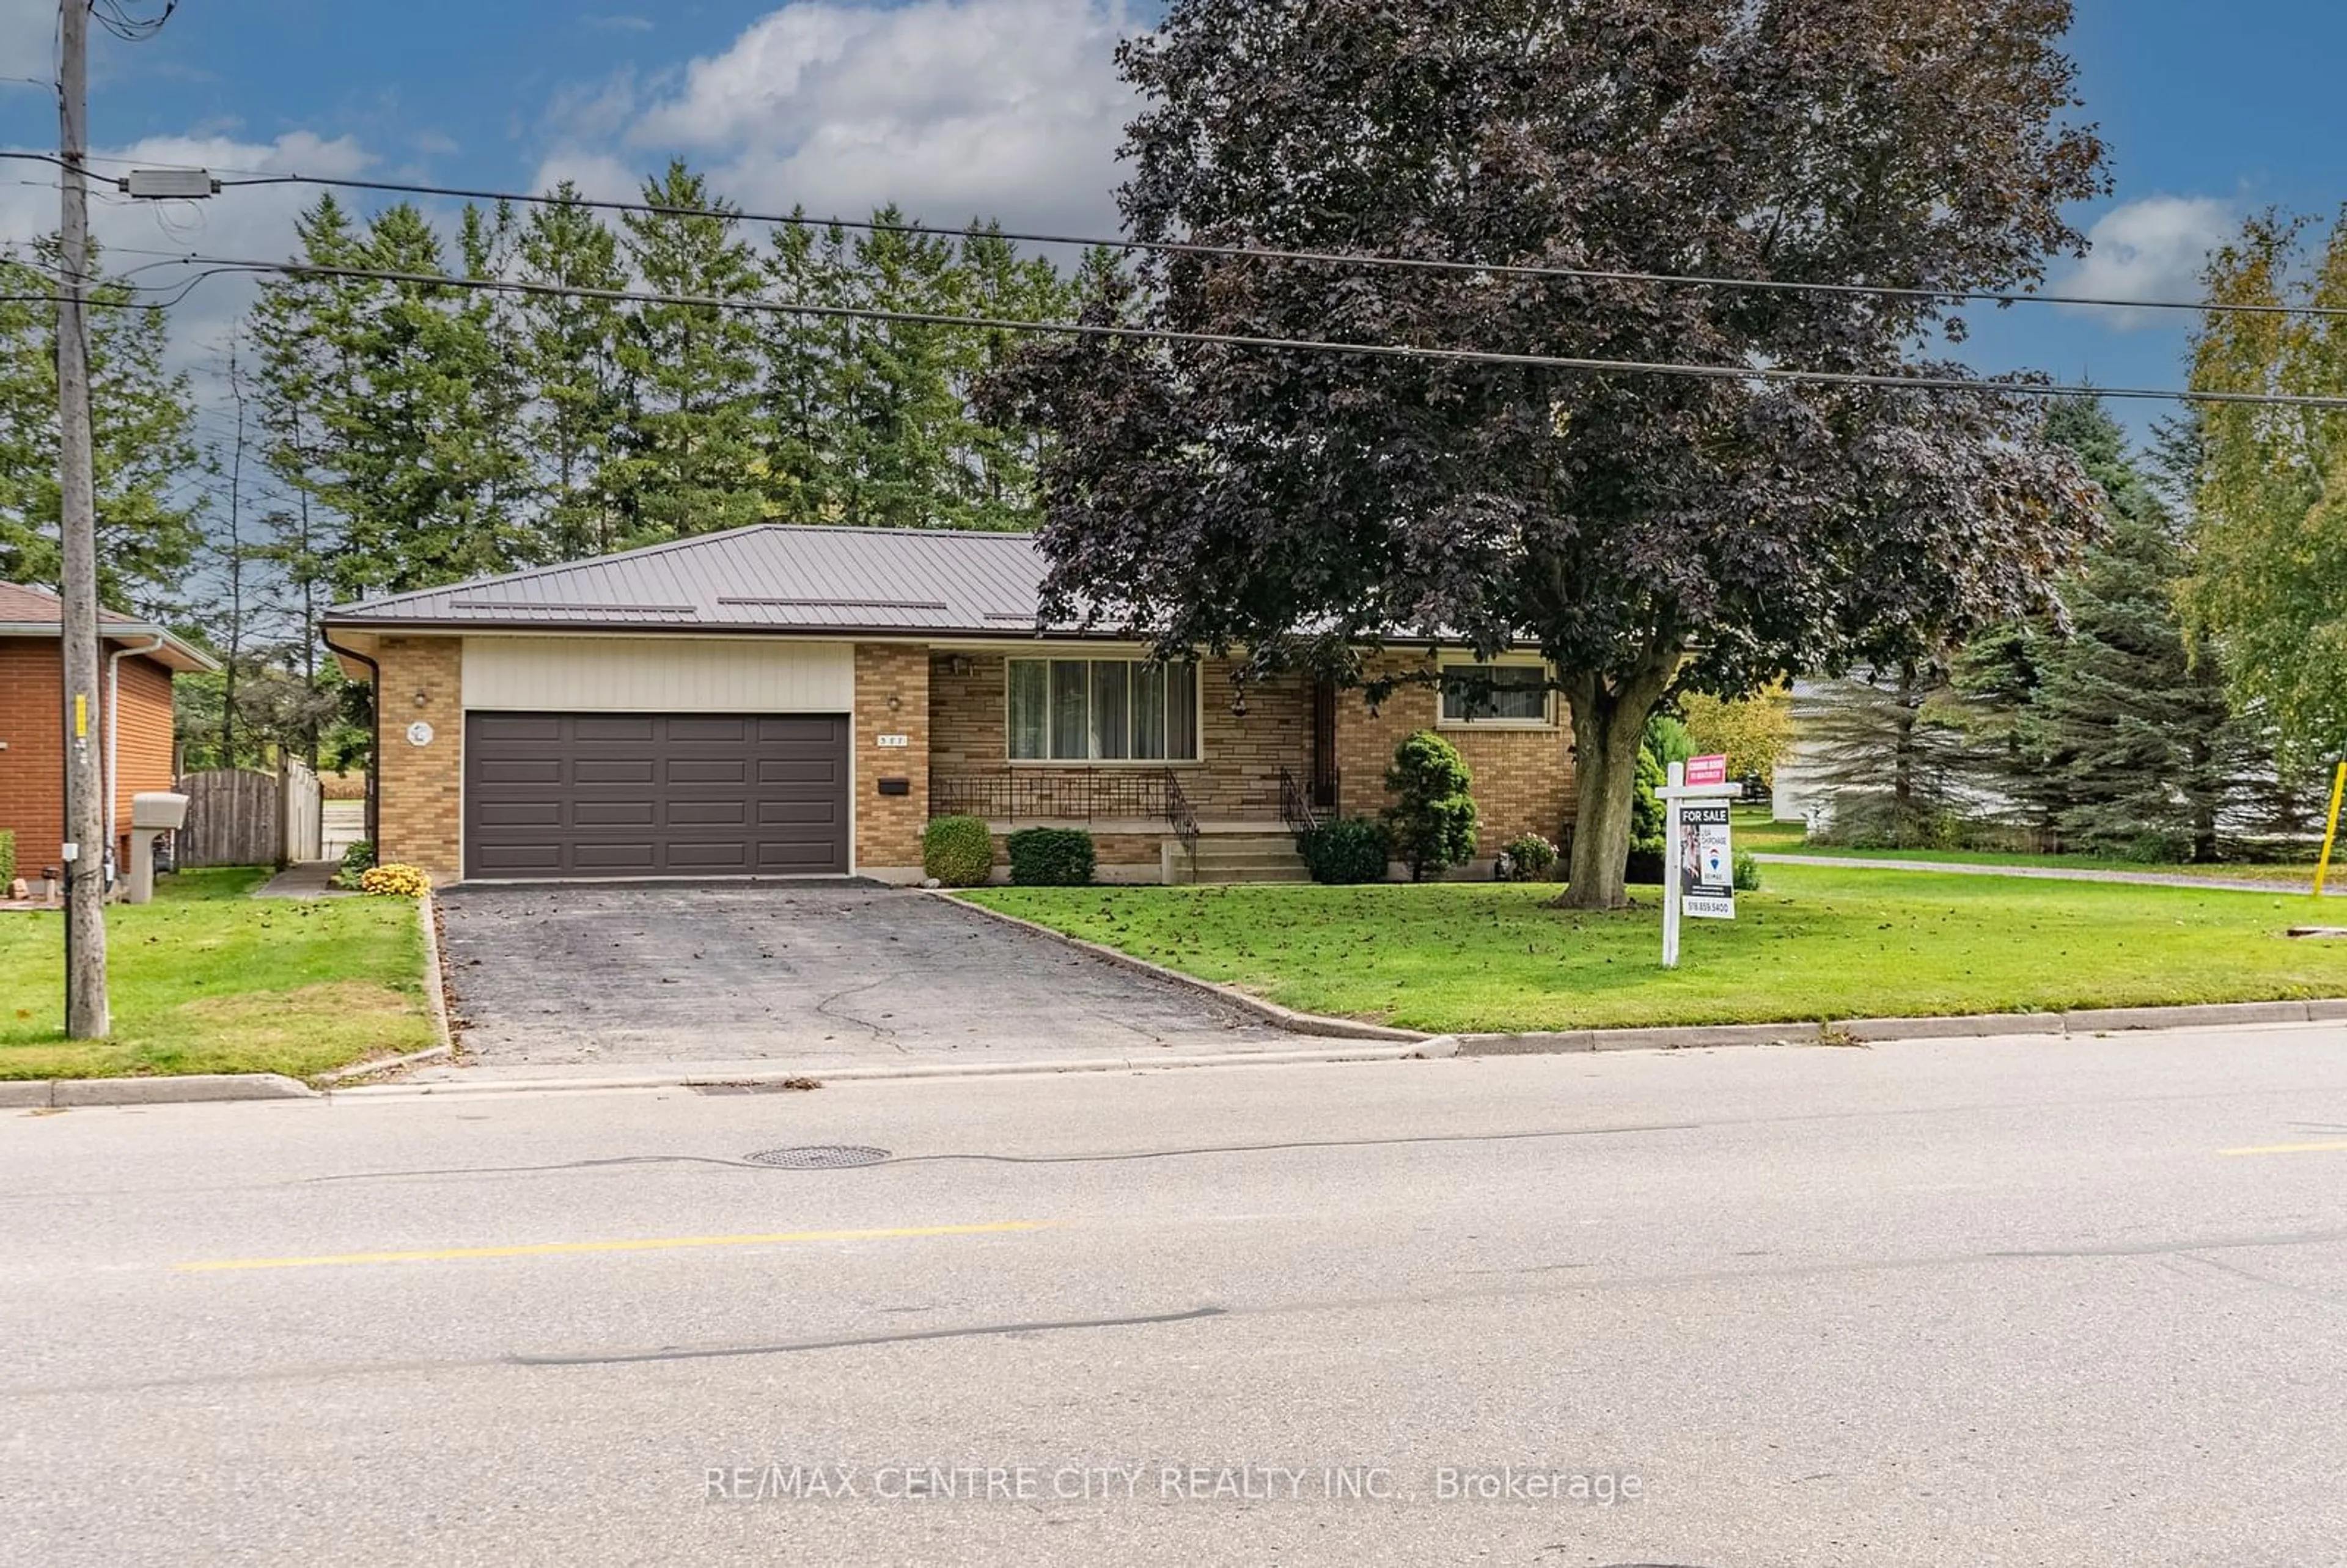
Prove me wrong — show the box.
[425,882,1300,1078]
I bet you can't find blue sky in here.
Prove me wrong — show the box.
[3,0,2342,442]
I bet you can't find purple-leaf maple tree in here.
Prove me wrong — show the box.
[983,0,2112,907]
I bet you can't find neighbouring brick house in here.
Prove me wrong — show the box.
[0,581,216,879]
[320,526,1578,885]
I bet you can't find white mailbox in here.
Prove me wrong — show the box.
[125,791,189,904]
[131,791,190,832]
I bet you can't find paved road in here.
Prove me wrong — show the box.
[6,1027,2347,1565]
[1754,850,2332,895]
[428,882,1296,1079]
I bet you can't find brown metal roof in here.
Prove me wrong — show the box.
[320,524,1087,638]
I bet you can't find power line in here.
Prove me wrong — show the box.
[0,148,2334,323]
[89,1,180,43]
[130,251,2347,412]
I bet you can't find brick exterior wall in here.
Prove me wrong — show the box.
[0,639,180,874]
[926,651,1309,822]
[0,640,65,871]
[112,656,176,852]
[1334,652,1578,862]
[854,643,930,877]
[372,636,465,884]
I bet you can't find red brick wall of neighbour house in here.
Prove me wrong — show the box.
[1334,651,1578,861]
[372,636,465,884]
[853,643,931,876]
[925,650,1310,822]
[110,655,178,860]
[0,640,66,870]
[0,643,181,874]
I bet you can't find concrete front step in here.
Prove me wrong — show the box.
[1173,863,1312,885]
[1190,849,1311,869]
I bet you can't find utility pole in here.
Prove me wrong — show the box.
[57,0,109,1039]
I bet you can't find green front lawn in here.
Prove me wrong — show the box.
[966,865,2347,1033]
[0,868,435,1080]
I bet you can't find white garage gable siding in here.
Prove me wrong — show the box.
[461,636,855,713]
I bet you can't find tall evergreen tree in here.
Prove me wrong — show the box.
[760,215,853,522]
[516,183,628,557]
[0,241,201,615]
[2031,399,2248,861]
[611,161,768,543]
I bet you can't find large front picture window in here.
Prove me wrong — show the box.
[1439,663,1554,725]
[1008,659,1200,761]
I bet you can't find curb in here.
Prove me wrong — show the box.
[333,1042,1434,1097]
[417,890,456,1055]
[931,891,1428,1043]
[1452,1000,2347,1058]
[315,1044,454,1086]
[2,1074,319,1108]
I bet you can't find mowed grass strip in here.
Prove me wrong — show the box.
[1733,810,2321,884]
[0,868,434,1080]
[966,865,2347,1034]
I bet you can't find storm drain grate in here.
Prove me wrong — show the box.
[744,1145,892,1170]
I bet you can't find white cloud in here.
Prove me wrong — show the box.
[2059,196,2238,329]
[0,0,54,91]
[540,0,1142,236]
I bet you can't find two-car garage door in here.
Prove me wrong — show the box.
[464,712,850,880]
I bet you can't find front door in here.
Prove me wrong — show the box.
[1310,678,1340,811]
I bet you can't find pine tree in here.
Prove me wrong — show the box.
[611,161,768,544]
[760,214,851,522]
[1793,664,1970,847]
[2033,399,2250,862]
[0,240,202,615]
[516,183,628,557]
[832,209,965,529]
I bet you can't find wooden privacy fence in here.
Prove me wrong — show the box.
[172,763,325,868]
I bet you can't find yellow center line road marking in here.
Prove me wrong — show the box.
[2219,1141,2347,1157]
[174,1221,1057,1273]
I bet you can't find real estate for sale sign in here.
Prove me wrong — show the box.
[1681,801,1735,920]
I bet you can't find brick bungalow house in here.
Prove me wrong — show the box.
[0,581,216,877]
[319,526,1578,885]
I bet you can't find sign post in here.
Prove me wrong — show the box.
[1656,755,1742,969]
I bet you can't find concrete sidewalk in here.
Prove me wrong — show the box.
[252,861,351,898]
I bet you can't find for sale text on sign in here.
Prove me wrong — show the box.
[1681,802,1735,920]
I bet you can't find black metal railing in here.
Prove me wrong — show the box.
[1278,766,1321,838]
[1164,770,1201,870]
[930,769,1184,823]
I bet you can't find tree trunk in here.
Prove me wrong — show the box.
[1558,660,1677,911]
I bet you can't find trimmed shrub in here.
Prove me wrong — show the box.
[922,815,996,887]
[358,862,429,897]
[333,838,376,890]
[1623,848,1667,886]
[0,829,14,888]
[1732,851,1763,892]
[1301,817,1390,884]
[1007,827,1096,887]
[1496,832,1557,882]
[1383,730,1478,882]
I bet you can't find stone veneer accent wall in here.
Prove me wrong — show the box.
[372,635,466,883]
[1333,651,1578,857]
[926,651,1308,822]
[854,643,930,877]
